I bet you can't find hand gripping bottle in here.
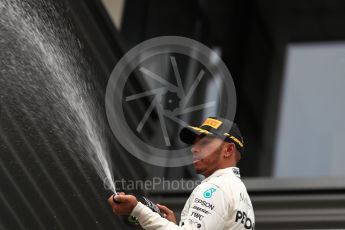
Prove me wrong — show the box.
[113,194,164,226]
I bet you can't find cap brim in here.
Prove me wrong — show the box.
[179,126,213,144]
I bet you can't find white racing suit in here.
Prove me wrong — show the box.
[131,167,255,230]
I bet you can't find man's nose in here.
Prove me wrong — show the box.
[191,145,199,154]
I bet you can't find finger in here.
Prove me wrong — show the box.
[157,204,166,209]
[108,195,115,204]
[114,195,123,202]
[113,192,126,203]
[114,194,130,203]
[157,204,173,214]
[113,194,121,204]
[157,204,168,210]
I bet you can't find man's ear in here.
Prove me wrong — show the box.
[224,143,235,158]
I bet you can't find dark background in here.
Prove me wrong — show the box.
[1,0,345,229]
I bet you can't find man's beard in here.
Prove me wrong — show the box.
[193,143,224,175]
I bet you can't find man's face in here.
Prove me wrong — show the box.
[191,135,224,177]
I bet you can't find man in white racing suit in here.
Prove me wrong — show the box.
[108,117,255,229]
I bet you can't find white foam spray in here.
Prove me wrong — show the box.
[0,0,117,194]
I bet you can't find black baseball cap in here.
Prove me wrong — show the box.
[179,117,245,153]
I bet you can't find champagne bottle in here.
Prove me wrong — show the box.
[127,195,164,225]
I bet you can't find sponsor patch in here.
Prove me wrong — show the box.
[187,219,202,229]
[194,198,215,210]
[203,187,216,198]
[191,211,204,221]
[202,118,222,129]
[235,210,255,230]
[192,205,210,214]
